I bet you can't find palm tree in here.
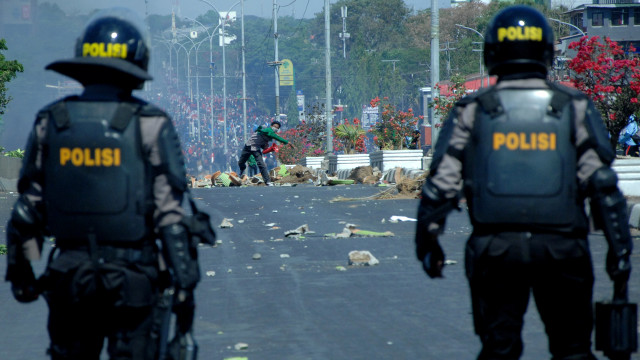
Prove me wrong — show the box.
[334,121,366,154]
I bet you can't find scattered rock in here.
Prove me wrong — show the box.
[284,224,312,238]
[234,342,249,351]
[252,253,262,260]
[348,250,379,266]
[206,271,216,277]
[219,218,234,228]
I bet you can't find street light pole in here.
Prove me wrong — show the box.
[273,0,280,118]
[549,18,586,36]
[241,0,248,142]
[184,17,219,143]
[430,0,440,149]
[455,24,485,88]
[199,0,240,155]
[324,0,332,153]
[174,39,196,138]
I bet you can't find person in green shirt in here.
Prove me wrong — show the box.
[247,154,258,176]
[238,121,288,185]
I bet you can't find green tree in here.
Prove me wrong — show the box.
[0,39,24,128]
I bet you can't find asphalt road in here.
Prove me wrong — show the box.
[0,185,638,360]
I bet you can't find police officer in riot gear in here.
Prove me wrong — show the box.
[415,5,632,359]
[5,8,204,359]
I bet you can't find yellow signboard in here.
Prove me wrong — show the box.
[279,59,294,86]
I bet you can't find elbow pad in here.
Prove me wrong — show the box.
[8,195,44,252]
[156,121,187,192]
[588,167,632,258]
[159,223,200,291]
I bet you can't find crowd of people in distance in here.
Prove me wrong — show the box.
[145,81,280,177]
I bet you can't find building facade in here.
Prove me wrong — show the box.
[564,0,640,53]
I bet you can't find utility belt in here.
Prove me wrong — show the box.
[56,240,158,265]
[471,223,588,238]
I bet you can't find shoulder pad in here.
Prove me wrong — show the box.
[36,96,79,126]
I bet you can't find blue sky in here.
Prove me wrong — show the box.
[50,0,452,19]
[49,0,587,19]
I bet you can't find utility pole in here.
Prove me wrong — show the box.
[339,6,349,59]
[241,0,247,140]
[440,41,456,79]
[273,0,280,117]
[430,0,440,150]
[325,0,333,153]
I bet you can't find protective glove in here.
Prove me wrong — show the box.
[7,262,40,303]
[415,231,445,278]
[606,249,631,284]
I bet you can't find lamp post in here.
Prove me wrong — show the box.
[182,34,208,141]
[174,40,195,139]
[184,17,220,143]
[185,17,222,149]
[199,0,241,155]
[549,18,586,36]
[241,0,247,142]
[177,33,202,103]
[455,24,485,88]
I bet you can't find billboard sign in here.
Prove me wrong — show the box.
[279,59,294,86]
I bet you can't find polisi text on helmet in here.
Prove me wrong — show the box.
[82,42,128,59]
[497,26,543,42]
[59,147,122,167]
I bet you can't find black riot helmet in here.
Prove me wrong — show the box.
[46,8,152,89]
[483,5,554,77]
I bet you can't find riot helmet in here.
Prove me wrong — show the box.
[46,7,152,89]
[483,5,554,76]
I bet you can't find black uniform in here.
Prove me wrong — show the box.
[415,6,632,360]
[5,9,203,360]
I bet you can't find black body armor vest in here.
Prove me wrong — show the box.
[464,87,582,229]
[43,99,152,245]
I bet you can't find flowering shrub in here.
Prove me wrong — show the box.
[332,118,367,154]
[568,36,640,148]
[368,96,421,150]
[429,74,467,127]
[277,118,326,164]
